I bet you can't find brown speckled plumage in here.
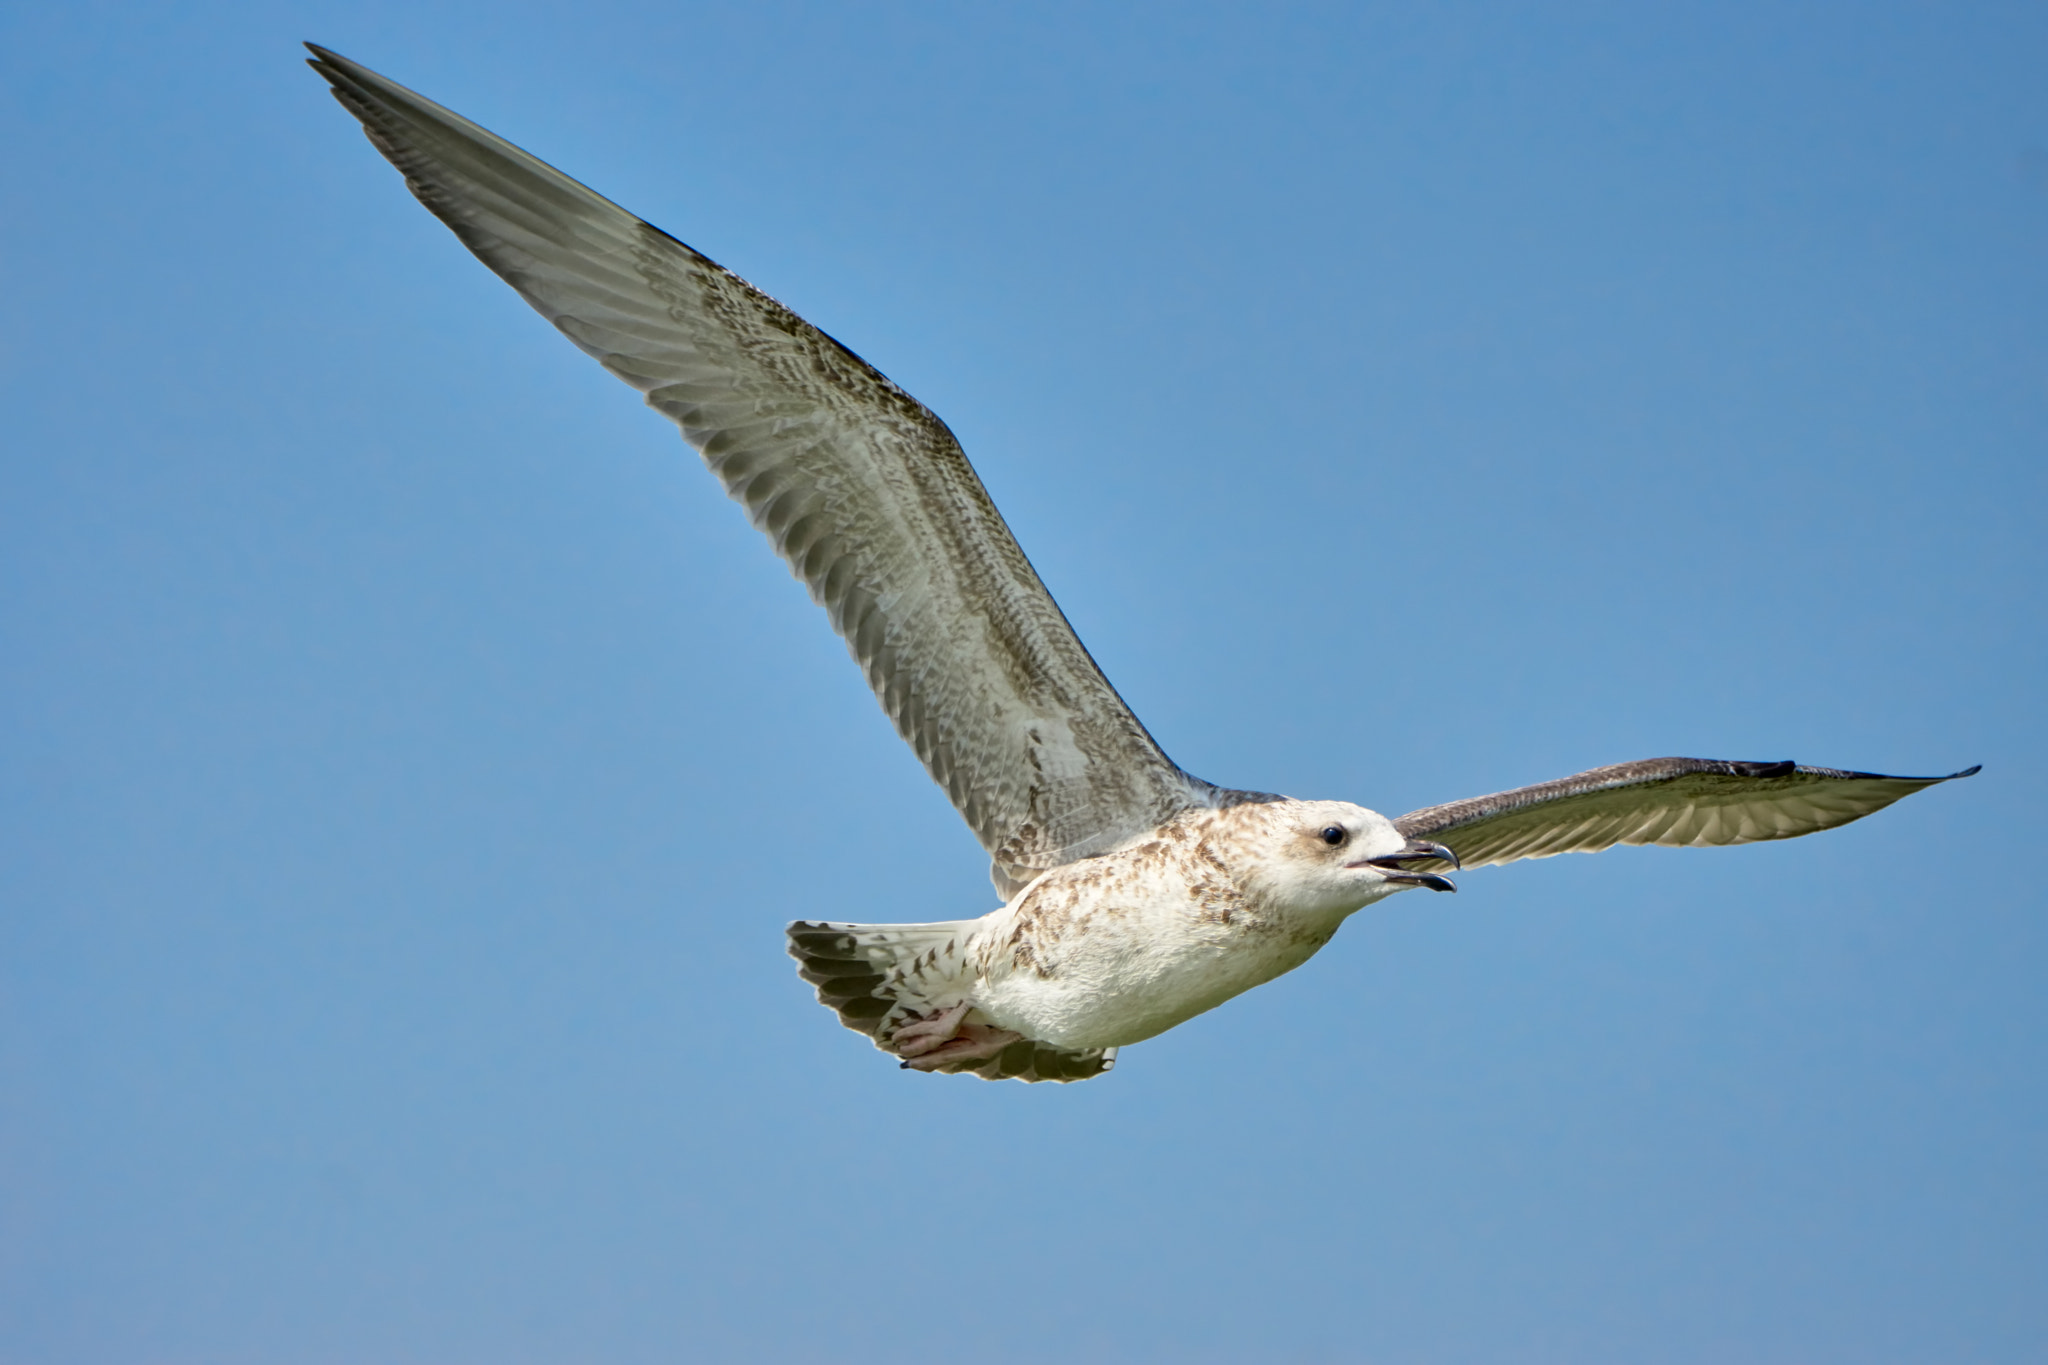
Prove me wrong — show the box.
[305,44,1215,901]
[307,46,1978,1084]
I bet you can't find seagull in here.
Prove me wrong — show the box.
[307,46,1978,1083]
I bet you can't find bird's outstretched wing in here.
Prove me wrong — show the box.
[307,46,1211,896]
[1395,758,1979,872]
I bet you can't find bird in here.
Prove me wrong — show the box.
[306,45,1978,1084]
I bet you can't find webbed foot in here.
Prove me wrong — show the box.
[890,1002,1023,1070]
[892,1001,973,1057]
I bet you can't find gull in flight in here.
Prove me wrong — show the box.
[308,46,1978,1083]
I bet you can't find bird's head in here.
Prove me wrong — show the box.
[1237,799,1459,916]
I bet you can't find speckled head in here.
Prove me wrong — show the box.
[1226,798,1460,918]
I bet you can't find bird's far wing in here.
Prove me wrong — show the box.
[1394,758,1978,872]
[307,47,1209,896]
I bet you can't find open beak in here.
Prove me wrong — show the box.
[1356,838,1460,893]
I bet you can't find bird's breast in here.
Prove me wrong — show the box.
[967,834,1343,1050]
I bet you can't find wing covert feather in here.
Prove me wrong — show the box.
[307,47,1208,894]
[1396,758,1978,871]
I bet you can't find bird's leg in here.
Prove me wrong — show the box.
[899,1022,1025,1071]
[891,1002,1024,1070]
[891,1001,973,1057]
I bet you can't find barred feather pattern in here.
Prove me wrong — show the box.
[787,921,1116,1083]
[306,45,1211,898]
[1396,758,1979,871]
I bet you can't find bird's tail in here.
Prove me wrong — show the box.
[785,919,1116,1083]
[786,918,980,1039]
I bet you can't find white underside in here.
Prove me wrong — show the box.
[971,909,1347,1050]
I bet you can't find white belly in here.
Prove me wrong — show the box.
[969,875,1347,1051]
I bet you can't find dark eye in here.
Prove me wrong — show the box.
[1320,825,1347,846]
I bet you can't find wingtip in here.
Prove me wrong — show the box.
[303,44,376,87]
[1951,764,1982,779]
[303,43,355,87]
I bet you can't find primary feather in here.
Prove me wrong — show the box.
[1396,759,1980,870]
[308,46,1977,1082]
[306,44,1212,899]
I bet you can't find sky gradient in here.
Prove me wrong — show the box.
[3,3,2044,1362]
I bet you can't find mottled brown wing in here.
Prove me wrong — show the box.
[1395,758,1978,872]
[307,47,1211,896]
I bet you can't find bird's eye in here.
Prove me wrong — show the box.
[1320,826,1347,846]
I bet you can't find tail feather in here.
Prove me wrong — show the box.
[787,920,1116,1083]
[786,920,967,1036]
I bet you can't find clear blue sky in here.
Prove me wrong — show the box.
[3,3,2043,1362]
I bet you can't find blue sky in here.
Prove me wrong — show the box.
[3,3,2043,1362]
